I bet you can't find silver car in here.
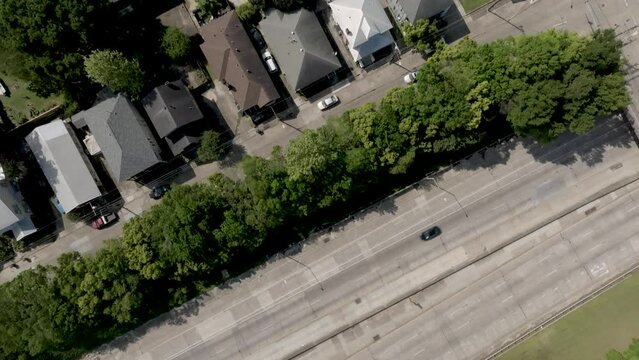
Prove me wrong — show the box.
[317,95,340,111]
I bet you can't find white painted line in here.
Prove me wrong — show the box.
[544,269,558,278]
[501,295,514,304]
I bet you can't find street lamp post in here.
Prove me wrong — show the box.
[284,249,324,291]
[425,177,469,218]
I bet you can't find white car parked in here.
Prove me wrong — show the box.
[0,81,6,96]
[262,50,278,73]
[403,72,417,84]
[317,95,340,111]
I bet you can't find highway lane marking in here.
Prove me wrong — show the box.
[162,123,635,359]
[154,122,635,359]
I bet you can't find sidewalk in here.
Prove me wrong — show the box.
[0,49,425,284]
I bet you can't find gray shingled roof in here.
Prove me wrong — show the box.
[396,0,451,24]
[200,11,279,111]
[71,95,162,181]
[141,81,204,139]
[260,9,341,91]
[25,120,101,213]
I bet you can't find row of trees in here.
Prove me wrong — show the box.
[0,29,629,359]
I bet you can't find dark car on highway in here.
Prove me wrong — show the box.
[420,226,441,241]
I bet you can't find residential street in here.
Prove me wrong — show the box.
[87,117,639,360]
[0,44,426,284]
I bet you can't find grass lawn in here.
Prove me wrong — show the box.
[498,272,639,360]
[461,0,493,12]
[0,72,63,126]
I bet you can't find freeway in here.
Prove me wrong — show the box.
[89,117,639,360]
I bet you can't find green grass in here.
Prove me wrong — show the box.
[460,0,493,12]
[0,72,62,125]
[498,272,639,360]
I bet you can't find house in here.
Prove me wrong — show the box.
[71,94,163,182]
[329,0,395,68]
[0,170,36,240]
[25,119,102,214]
[142,81,205,156]
[260,9,341,93]
[387,0,452,24]
[200,11,279,113]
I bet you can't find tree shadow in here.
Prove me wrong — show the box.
[219,143,247,168]
[523,115,634,167]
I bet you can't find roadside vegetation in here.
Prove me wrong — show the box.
[0,29,629,360]
[498,271,639,360]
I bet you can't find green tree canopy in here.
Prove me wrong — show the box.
[161,27,192,63]
[84,50,145,97]
[402,19,441,53]
[197,130,229,163]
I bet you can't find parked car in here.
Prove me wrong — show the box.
[262,50,279,73]
[249,27,266,49]
[317,95,340,111]
[403,72,417,84]
[0,81,6,96]
[90,213,118,229]
[149,184,171,200]
[420,226,441,241]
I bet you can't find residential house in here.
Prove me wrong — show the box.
[142,81,205,156]
[329,0,395,68]
[387,0,452,24]
[0,169,36,240]
[71,94,163,182]
[260,9,341,93]
[200,11,279,113]
[25,119,102,214]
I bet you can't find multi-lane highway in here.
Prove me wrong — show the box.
[87,116,639,360]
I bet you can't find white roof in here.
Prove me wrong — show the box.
[0,182,36,240]
[26,120,101,213]
[330,0,393,61]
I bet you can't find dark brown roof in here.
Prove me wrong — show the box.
[200,11,279,111]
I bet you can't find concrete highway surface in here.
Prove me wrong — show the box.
[88,117,639,360]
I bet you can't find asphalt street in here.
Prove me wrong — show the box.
[87,116,639,360]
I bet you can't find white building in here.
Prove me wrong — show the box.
[329,0,395,67]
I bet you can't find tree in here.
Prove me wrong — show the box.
[0,158,27,181]
[197,130,229,163]
[195,0,224,21]
[84,50,145,97]
[507,79,565,141]
[0,268,65,359]
[161,27,192,63]
[402,19,440,53]
[236,2,261,23]
[0,0,110,105]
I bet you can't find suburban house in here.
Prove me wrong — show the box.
[329,0,395,68]
[387,0,452,24]
[25,119,102,214]
[200,11,279,114]
[71,94,163,182]
[142,81,205,156]
[0,171,36,240]
[260,9,341,94]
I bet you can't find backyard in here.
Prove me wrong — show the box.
[498,271,639,360]
[0,72,62,126]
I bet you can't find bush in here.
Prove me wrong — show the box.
[197,130,229,163]
[195,0,224,21]
[161,27,192,63]
[0,235,16,261]
[236,3,261,23]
